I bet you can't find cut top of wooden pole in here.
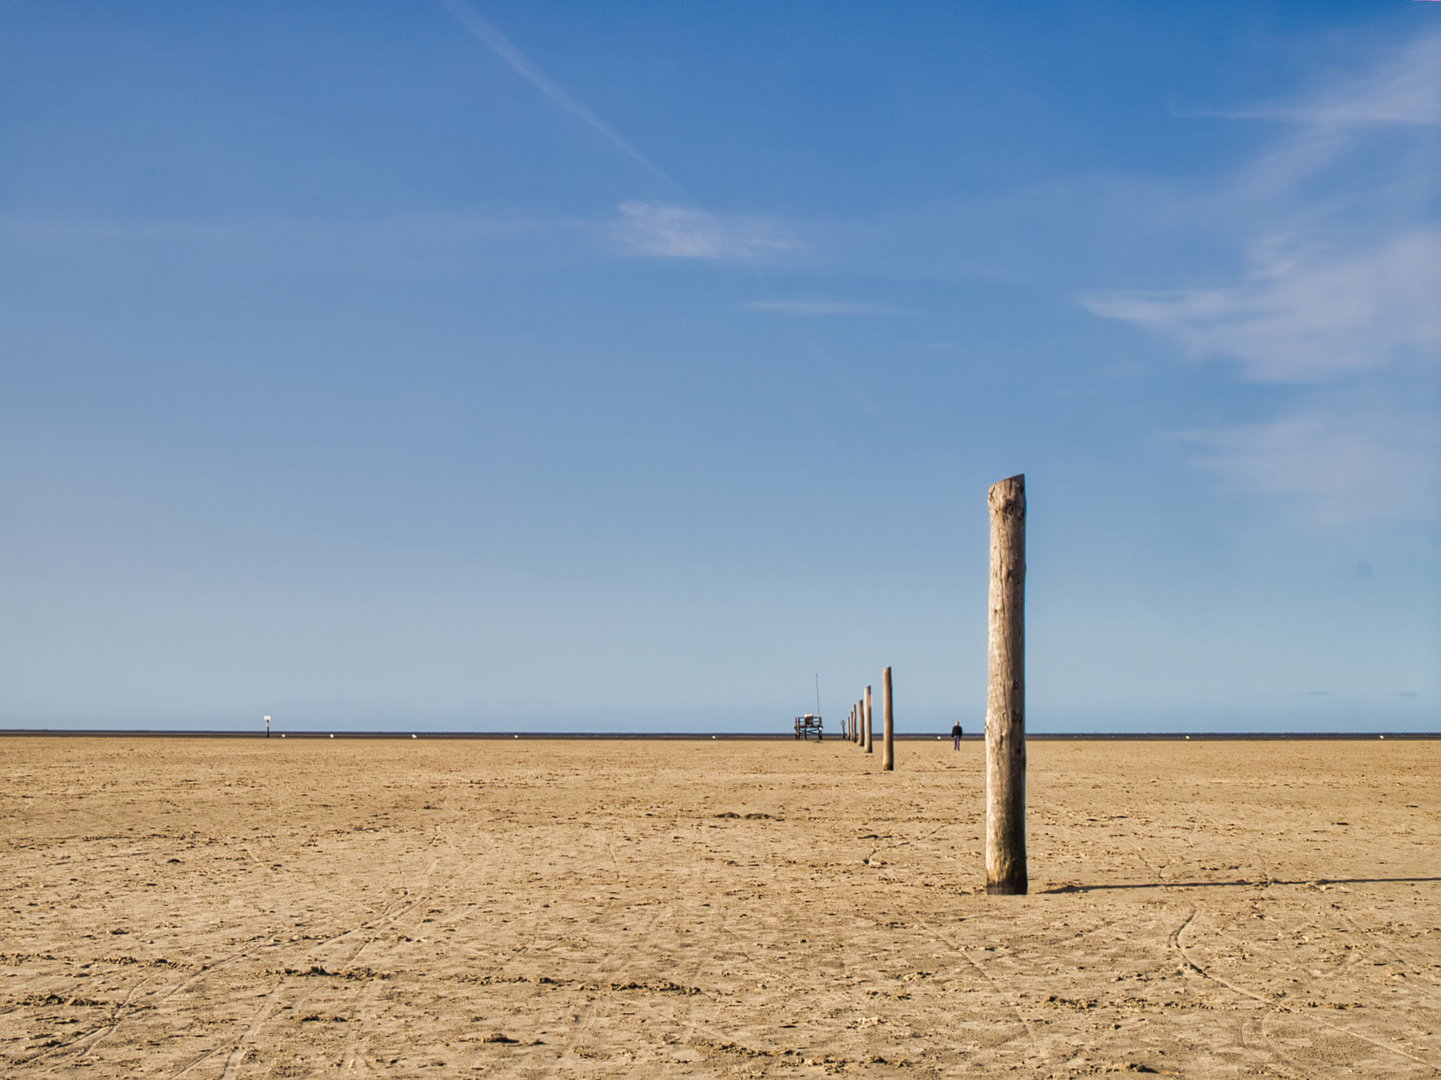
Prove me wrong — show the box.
[881,667,894,771]
[984,473,1027,896]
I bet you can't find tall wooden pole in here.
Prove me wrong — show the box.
[855,701,861,744]
[985,473,1027,896]
[864,685,873,753]
[881,668,894,771]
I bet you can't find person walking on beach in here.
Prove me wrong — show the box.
[951,722,963,750]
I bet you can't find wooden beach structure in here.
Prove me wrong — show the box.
[864,685,873,754]
[881,667,893,770]
[985,473,1027,895]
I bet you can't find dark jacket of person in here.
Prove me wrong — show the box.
[950,723,963,738]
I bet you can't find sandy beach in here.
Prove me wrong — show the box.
[2,736,1438,1078]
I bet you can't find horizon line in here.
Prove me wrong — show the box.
[1,729,1435,741]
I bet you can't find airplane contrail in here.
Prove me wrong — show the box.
[439,0,674,187]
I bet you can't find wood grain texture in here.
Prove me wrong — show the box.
[986,473,1027,895]
[864,686,873,754]
[881,667,894,771]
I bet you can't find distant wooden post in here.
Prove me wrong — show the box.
[985,474,1026,895]
[881,668,894,771]
[864,686,873,753]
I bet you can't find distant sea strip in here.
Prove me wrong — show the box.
[0,730,1436,740]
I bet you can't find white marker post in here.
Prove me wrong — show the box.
[265,715,270,739]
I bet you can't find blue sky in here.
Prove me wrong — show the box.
[1,1,1436,733]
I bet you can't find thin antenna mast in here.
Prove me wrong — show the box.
[815,674,821,717]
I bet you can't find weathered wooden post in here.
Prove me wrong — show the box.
[864,686,873,753]
[881,668,894,771]
[985,473,1027,895]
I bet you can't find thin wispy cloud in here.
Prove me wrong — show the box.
[0,203,800,274]
[1234,30,1441,198]
[440,0,673,187]
[1086,30,1441,522]
[1189,31,1441,130]
[1084,227,1441,383]
[1181,402,1439,524]
[613,202,798,261]
[743,300,915,316]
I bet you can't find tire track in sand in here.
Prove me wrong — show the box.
[512,816,703,1080]
[156,835,448,1080]
[1171,905,1436,1072]
[15,937,274,1072]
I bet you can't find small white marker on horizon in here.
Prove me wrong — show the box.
[412,734,417,739]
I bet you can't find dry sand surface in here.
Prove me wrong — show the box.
[2,736,1439,1079]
